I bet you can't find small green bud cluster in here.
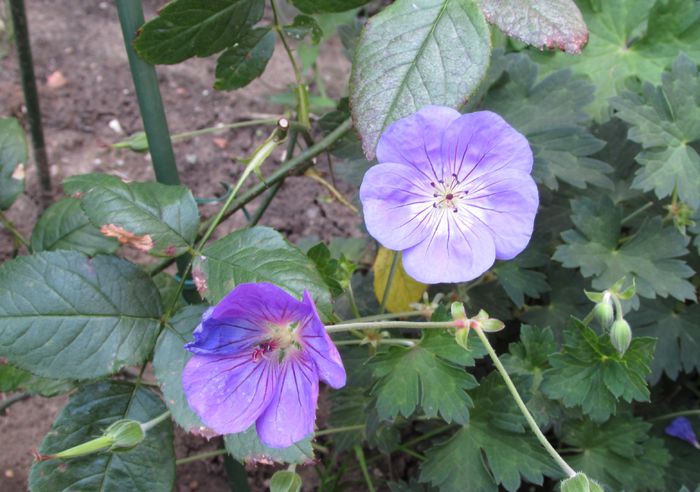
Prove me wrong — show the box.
[585,277,636,355]
[450,302,504,350]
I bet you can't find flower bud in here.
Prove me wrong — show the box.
[610,319,632,355]
[594,293,614,329]
[105,419,146,452]
[561,472,604,492]
[455,326,470,350]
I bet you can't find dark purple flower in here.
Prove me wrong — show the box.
[665,417,700,448]
[359,106,538,283]
[182,283,346,448]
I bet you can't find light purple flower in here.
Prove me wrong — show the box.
[665,417,700,448]
[182,282,346,448]
[359,106,538,284]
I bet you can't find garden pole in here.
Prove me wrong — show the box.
[115,0,180,185]
[8,0,51,205]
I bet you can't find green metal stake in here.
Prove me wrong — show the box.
[8,0,51,205]
[115,0,179,185]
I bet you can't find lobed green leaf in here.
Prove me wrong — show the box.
[0,117,27,210]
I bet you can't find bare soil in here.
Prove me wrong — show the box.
[0,1,360,490]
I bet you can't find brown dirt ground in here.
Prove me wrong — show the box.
[0,1,361,490]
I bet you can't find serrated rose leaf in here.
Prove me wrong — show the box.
[0,251,162,379]
[477,0,588,53]
[350,0,490,158]
[134,0,265,65]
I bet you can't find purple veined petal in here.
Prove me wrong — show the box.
[360,162,442,251]
[187,283,308,355]
[256,350,319,448]
[402,211,496,284]
[463,169,539,260]
[440,111,533,184]
[665,417,700,448]
[297,291,346,389]
[377,105,461,180]
[182,351,279,435]
[186,316,267,355]
[211,282,308,325]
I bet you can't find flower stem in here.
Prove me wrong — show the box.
[0,210,30,250]
[0,391,31,414]
[327,320,457,334]
[621,201,654,225]
[343,311,424,323]
[333,338,416,347]
[315,424,365,437]
[140,410,171,432]
[354,446,376,492]
[346,283,362,319]
[473,327,576,479]
[175,449,228,466]
[380,251,400,314]
[650,409,700,422]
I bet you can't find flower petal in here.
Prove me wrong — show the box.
[360,162,440,251]
[256,351,319,448]
[298,291,346,388]
[464,169,539,259]
[440,111,533,184]
[377,105,461,180]
[182,352,279,434]
[187,283,308,356]
[402,211,496,284]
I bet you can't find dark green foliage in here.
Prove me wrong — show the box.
[542,318,655,421]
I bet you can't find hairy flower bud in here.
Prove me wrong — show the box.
[561,472,604,492]
[594,292,614,329]
[610,319,632,355]
[105,419,146,452]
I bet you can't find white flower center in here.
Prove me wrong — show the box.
[430,174,467,212]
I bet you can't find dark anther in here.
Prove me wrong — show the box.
[453,208,458,213]
[433,193,438,197]
[446,193,454,200]
[438,180,444,184]
[430,182,435,187]
[432,203,437,208]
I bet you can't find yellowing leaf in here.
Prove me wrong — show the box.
[373,247,426,313]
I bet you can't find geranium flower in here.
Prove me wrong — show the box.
[359,106,538,283]
[665,417,700,448]
[182,283,346,448]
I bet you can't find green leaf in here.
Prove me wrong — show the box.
[0,251,162,379]
[65,173,199,257]
[476,0,588,53]
[482,53,611,190]
[610,55,700,207]
[370,330,484,424]
[224,427,314,464]
[327,387,368,452]
[0,117,27,210]
[292,0,371,14]
[152,272,187,311]
[31,197,119,255]
[541,318,655,421]
[194,226,332,316]
[306,242,344,297]
[134,0,265,65]
[493,242,550,307]
[563,416,671,491]
[29,381,175,492]
[0,361,75,397]
[283,15,323,44]
[521,268,589,330]
[419,374,563,492]
[350,0,491,158]
[531,0,700,120]
[214,28,275,91]
[553,196,696,301]
[501,325,561,427]
[153,305,207,432]
[627,298,700,383]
